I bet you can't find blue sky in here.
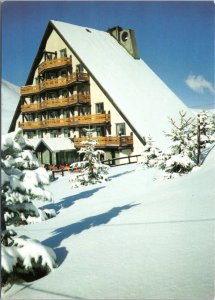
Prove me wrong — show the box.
[1,1,214,108]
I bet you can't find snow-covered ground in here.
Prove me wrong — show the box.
[1,80,20,134]
[3,146,215,299]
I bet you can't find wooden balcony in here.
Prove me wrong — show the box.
[38,57,72,74]
[74,135,133,148]
[20,73,89,95]
[21,94,91,112]
[20,113,110,129]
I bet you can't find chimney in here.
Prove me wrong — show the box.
[107,26,139,59]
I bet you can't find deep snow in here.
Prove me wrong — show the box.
[2,146,215,299]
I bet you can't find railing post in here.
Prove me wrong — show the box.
[128,156,131,164]
[61,169,64,176]
[52,171,55,180]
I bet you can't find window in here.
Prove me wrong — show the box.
[116,123,126,136]
[38,131,43,138]
[25,114,34,121]
[50,130,59,138]
[78,85,89,94]
[59,69,67,78]
[27,131,34,139]
[79,106,90,116]
[64,129,70,137]
[46,53,53,60]
[48,91,57,99]
[61,89,69,98]
[37,114,42,121]
[80,127,88,137]
[95,103,104,114]
[96,126,105,137]
[47,72,56,80]
[76,64,84,73]
[49,111,59,118]
[63,110,70,118]
[60,48,67,58]
[121,31,129,42]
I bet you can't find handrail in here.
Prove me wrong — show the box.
[51,154,141,179]
[20,113,110,129]
[38,57,72,74]
[74,135,133,147]
[102,154,141,166]
[20,72,89,95]
[21,94,91,112]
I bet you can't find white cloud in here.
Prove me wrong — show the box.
[185,74,215,95]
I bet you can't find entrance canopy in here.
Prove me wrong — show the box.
[34,138,75,153]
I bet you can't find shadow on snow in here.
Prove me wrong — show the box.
[41,186,105,214]
[43,203,139,249]
[109,170,134,179]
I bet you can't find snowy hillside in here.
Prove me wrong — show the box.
[3,146,215,299]
[1,79,20,134]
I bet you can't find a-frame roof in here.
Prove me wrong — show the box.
[10,20,192,149]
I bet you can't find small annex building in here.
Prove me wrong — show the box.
[9,20,192,166]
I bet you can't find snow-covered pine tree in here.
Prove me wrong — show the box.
[138,135,161,168]
[1,129,54,229]
[1,129,57,288]
[161,111,195,177]
[192,110,215,165]
[211,113,215,132]
[165,111,195,158]
[2,234,57,289]
[70,129,109,187]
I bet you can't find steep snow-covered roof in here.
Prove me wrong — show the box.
[28,138,41,149]
[2,80,20,134]
[51,20,193,149]
[35,138,75,152]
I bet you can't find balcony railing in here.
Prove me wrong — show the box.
[74,135,133,148]
[20,73,89,95]
[20,113,110,129]
[21,94,91,112]
[38,57,72,74]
